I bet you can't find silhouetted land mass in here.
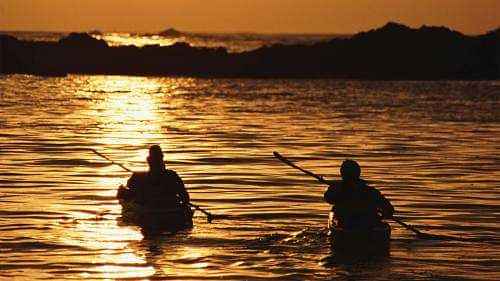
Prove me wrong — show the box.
[1,22,498,79]
[158,28,185,37]
[88,30,103,36]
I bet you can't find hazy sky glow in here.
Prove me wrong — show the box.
[1,0,499,34]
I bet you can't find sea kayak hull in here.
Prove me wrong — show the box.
[118,186,193,232]
[328,212,391,254]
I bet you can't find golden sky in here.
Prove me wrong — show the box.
[1,0,498,34]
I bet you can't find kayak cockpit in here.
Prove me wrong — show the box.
[118,186,194,234]
[328,211,391,255]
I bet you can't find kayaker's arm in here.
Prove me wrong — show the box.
[170,170,190,204]
[126,173,138,191]
[324,179,346,204]
[374,190,394,219]
[324,185,338,204]
[117,185,132,199]
[177,185,190,204]
[121,172,144,201]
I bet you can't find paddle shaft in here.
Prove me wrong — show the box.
[188,204,213,222]
[273,151,423,237]
[91,149,132,173]
[91,149,213,221]
[392,217,422,235]
[273,152,329,185]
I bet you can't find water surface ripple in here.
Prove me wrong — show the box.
[0,75,499,280]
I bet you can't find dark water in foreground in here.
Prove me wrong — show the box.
[0,75,499,280]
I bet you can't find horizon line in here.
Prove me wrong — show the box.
[1,22,497,36]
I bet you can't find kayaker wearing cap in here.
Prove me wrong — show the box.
[324,160,394,229]
[118,145,190,208]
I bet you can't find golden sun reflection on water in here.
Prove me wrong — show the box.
[154,246,219,277]
[85,264,156,280]
[90,76,162,146]
[65,76,223,279]
[95,33,179,47]
[70,76,176,278]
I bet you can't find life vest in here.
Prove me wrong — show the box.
[325,180,385,229]
[127,170,186,208]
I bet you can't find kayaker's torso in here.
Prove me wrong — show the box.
[126,169,189,208]
[324,179,394,229]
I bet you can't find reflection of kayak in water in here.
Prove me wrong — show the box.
[328,211,391,255]
[117,186,194,232]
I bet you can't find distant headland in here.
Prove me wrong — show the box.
[158,28,185,37]
[1,22,498,79]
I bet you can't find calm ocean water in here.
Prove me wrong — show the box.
[0,75,499,280]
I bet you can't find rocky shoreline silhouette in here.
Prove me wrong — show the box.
[1,22,498,79]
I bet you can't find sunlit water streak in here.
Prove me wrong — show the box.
[0,75,499,280]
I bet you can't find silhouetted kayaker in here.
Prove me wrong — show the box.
[118,145,189,208]
[324,160,394,229]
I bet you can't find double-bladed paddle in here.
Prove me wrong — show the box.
[91,149,213,223]
[273,151,455,240]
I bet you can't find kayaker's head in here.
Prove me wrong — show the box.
[340,159,361,181]
[147,145,165,173]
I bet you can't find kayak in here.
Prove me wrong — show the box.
[117,186,194,232]
[328,211,391,254]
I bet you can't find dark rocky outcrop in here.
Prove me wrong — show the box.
[158,28,184,37]
[58,32,108,48]
[88,30,103,35]
[1,22,498,79]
